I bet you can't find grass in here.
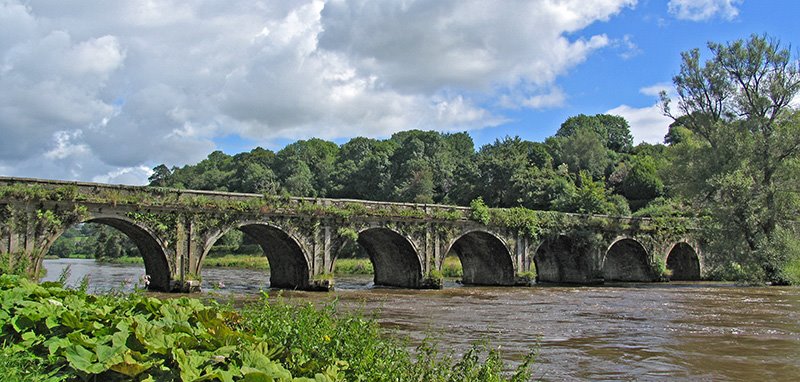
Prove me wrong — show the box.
[783,256,800,285]
[43,254,92,260]
[0,275,534,381]
[442,256,463,278]
[99,256,467,278]
[204,255,270,270]
[333,258,373,275]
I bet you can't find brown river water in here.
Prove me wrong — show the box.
[43,259,800,381]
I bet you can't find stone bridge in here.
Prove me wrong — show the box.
[0,177,703,292]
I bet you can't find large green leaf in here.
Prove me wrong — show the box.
[64,344,106,374]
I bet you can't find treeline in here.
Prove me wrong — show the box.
[48,224,139,260]
[150,115,663,216]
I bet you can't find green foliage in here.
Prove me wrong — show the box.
[633,197,693,218]
[783,256,800,285]
[552,171,629,215]
[620,155,664,204]
[441,256,463,278]
[515,271,537,285]
[0,276,534,381]
[556,113,634,153]
[204,255,270,270]
[469,197,490,225]
[336,227,359,243]
[548,129,612,179]
[0,251,31,278]
[333,259,373,275]
[662,34,800,283]
[0,275,294,380]
[330,137,395,200]
[422,270,444,289]
[0,346,64,382]
[654,257,672,279]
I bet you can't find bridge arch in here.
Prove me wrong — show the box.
[202,222,309,289]
[356,227,422,288]
[444,230,514,285]
[666,242,701,280]
[534,235,594,283]
[46,215,172,291]
[602,237,656,282]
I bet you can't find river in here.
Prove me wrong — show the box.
[42,258,800,381]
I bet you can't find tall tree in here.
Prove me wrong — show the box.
[547,128,612,180]
[228,147,279,193]
[330,137,395,200]
[556,113,634,153]
[388,130,458,203]
[275,139,339,197]
[662,34,800,283]
[474,137,558,209]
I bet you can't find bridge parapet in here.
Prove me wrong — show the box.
[0,176,703,292]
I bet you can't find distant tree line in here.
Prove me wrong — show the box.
[149,114,660,216]
[48,224,140,261]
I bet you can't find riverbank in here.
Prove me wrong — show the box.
[0,275,532,381]
[100,255,467,277]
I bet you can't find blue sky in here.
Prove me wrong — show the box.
[475,0,800,146]
[1,0,798,185]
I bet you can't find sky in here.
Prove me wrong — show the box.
[1,0,798,185]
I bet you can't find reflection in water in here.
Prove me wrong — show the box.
[43,259,800,381]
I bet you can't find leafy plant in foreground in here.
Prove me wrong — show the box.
[0,276,534,381]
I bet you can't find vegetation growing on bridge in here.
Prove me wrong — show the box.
[0,275,534,381]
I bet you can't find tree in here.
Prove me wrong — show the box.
[473,137,544,207]
[547,128,612,179]
[662,34,800,283]
[148,165,172,187]
[556,114,634,153]
[387,130,459,203]
[619,155,664,207]
[275,139,339,197]
[551,171,629,215]
[330,137,395,200]
[228,147,279,193]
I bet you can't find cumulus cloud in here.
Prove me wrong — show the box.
[0,0,635,184]
[607,83,674,144]
[668,0,741,21]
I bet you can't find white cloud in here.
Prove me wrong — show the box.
[0,0,635,184]
[639,82,674,97]
[44,131,90,160]
[522,88,567,109]
[92,166,153,186]
[606,83,674,144]
[668,0,741,21]
[615,34,642,59]
[791,93,800,108]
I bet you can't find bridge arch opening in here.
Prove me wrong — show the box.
[446,231,514,286]
[46,218,171,291]
[357,228,421,288]
[602,238,655,282]
[666,242,700,281]
[204,224,309,289]
[534,235,594,283]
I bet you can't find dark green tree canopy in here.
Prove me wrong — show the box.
[556,113,634,153]
[662,34,800,283]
